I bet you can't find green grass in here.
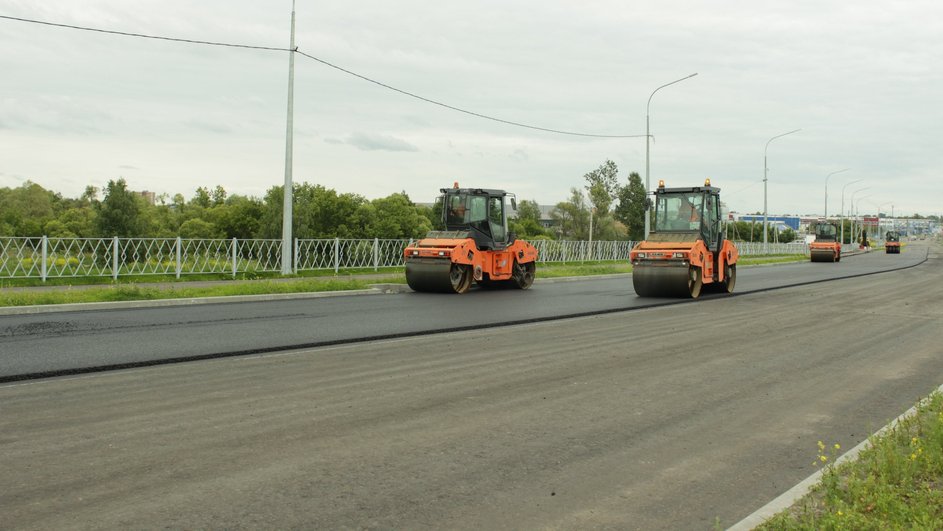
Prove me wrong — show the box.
[739,254,809,266]
[758,391,943,529]
[0,277,405,307]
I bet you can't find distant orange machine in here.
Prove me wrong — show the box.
[809,222,842,262]
[885,231,902,254]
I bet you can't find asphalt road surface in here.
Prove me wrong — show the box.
[0,245,928,381]
[1,243,941,529]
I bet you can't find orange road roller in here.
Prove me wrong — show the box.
[404,183,538,293]
[630,179,738,299]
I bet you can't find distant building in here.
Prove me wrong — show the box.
[135,190,156,205]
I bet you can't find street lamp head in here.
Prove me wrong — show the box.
[826,168,850,179]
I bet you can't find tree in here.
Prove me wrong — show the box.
[583,160,620,215]
[178,218,222,239]
[57,207,97,237]
[517,199,542,224]
[211,185,227,206]
[551,188,590,239]
[0,181,60,236]
[258,183,369,239]
[192,187,212,209]
[509,199,551,239]
[614,171,646,240]
[209,195,264,239]
[369,193,432,239]
[96,178,147,237]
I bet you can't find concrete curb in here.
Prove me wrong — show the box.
[728,382,943,530]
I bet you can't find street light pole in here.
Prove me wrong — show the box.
[824,168,849,219]
[849,187,871,245]
[644,73,698,239]
[763,129,801,254]
[840,179,863,245]
[872,200,891,238]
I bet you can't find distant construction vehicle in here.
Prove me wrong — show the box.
[809,221,842,262]
[630,179,738,299]
[885,231,902,254]
[403,183,538,293]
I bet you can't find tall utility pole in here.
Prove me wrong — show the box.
[644,73,698,239]
[281,0,297,275]
[763,129,801,254]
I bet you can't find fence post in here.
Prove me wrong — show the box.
[373,238,379,271]
[176,237,182,279]
[334,237,340,274]
[41,235,48,282]
[112,237,119,281]
[293,238,299,274]
[232,238,238,278]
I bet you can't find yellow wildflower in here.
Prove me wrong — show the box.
[818,440,825,451]
[834,443,841,450]
[820,455,829,463]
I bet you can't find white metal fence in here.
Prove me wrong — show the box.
[0,236,812,280]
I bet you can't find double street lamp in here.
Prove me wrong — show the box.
[763,129,801,253]
[824,168,849,219]
[839,179,863,245]
[645,73,698,239]
[848,186,871,244]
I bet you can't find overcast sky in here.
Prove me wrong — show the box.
[1,0,941,216]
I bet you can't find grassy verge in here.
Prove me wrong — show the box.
[758,391,943,529]
[739,254,808,266]
[0,256,810,307]
[0,277,403,307]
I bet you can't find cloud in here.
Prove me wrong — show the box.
[184,120,234,134]
[345,132,418,152]
[509,149,529,162]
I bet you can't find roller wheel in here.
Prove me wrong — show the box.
[448,264,473,293]
[511,261,536,290]
[722,264,736,294]
[688,267,703,299]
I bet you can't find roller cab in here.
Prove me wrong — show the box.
[809,222,842,262]
[630,179,738,299]
[885,231,901,254]
[404,184,538,293]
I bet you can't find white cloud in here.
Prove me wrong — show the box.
[345,132,418,152]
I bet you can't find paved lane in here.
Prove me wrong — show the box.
[1,245,940,529]
[0,245,928,380]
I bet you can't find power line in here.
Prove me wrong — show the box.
[296,50,645,139]
[0,14,291,51]
[2,13,646,139]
